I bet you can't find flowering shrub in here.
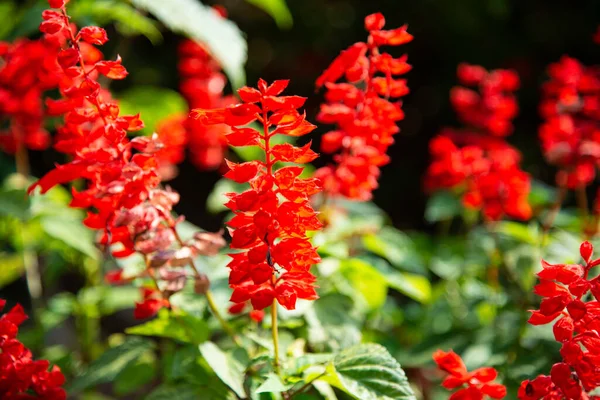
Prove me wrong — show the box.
[2,0,600,399]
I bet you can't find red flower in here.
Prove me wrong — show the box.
[425,65,531,222]
[29,0,225,318]
[519,241,600,399]
[314,12,412,201]
[433,349,506,399]
[191,79,322,311]
[178,38,237,170]
[539,56,600,189]
[0,299,66,399]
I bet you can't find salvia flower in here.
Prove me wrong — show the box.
[0,36,62,154]
[425,65,531,222]
[433,349,506,400]
[0,299,66,399]
[539,56,600,189]
[29,0,224,320]
[519,241,600,399]
[191,79,322,311]
[314,12,412,201]
[178,32,237,171]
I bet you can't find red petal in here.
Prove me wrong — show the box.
[79,26,108,45]
[190,108,226,124]
[224,160,261,183]
[364,13,385,31]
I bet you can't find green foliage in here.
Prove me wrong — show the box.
[118,86,188,135]
[198,342,246,398]
[329,343,416,400]
[69,337,155,392]
[126,309,209,344]
[424,190,462,223]
[129,0,247,88]
[245,0,293,29]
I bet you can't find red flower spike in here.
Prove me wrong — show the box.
[193,79,322,312]
[433,350,506,399]
[315,13,412,201]
[425,65,531,222]
[0,298,66,399]
[519,242,600,399]
[27,2,225,320]
[48,0,66,8]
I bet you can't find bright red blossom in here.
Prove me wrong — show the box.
[29,0,225,320]
[433,349,506,399]
[425,64,531,222]
[519,241,600,399]
[314,12,412,201]
[192,79,322,311]
[0,299,66,399]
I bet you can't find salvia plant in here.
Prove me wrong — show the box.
[1,0,600,399]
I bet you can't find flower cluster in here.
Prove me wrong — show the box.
[0,299,66,399]
[425,64,531,221]
[0,36,62,154]
[314,12,412,201]
[178,33,236,171]
[433,349,506,399]
[539,56,600,190]
[519,241,600,399]
[192,79,322,312]
[29,0,223,319]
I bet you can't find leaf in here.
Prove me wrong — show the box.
[70,0,162,44]
[114,358,157,395]
[0,1,17,40]
[385,271,432,304]
[0,253,24,288]
[0,175,30,220]
[245,0,293,29]
[118,86,187,135]
[40,215,99,260]
[69,337,155,392]
[340,259,387,310]
[126,309,209,344]
[145,383,235,400]
[130,0,247,88]
[332,343,416,400]
[424,191,462,223]
[255,372,292,393]
[198,342,246,398]
[528,180,557,208]
[305,294,362,350]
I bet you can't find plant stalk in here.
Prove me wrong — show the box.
[271,298,280,375]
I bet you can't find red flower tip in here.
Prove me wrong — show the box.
[580,241,594,264]
[365,13,385,31]
[249,309,265,322]
[48,0,66,8]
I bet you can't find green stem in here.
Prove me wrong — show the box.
[271,299,280,375]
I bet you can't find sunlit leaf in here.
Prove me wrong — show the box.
[245,0,293,29]
[198,342,246,398]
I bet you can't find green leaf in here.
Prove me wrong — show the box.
[245,0,293,29]
[0,1,17,40]
[145,383,235,400]
[126,309,209,344]
[385,272,432,304]
[528,180,557,208]
[255,372,292,393]
[424,191,462,223]
[332,343,416,400]
[69,337,155,392]
[70,0,162,44]
[129,0,247,89]
[340,259,387,310]
[198,342,246,398]
[0,175,30,220]
[40,215,99,260]
[118,86,187,135]
[305,294,362,350]
[0,253,24,288]
[114,358,157,395]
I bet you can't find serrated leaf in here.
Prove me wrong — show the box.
[425,191,462,223]
[199,342,246,398]
[126,309,208,344]
[118,86,187,135]
[332,343,416,400]
[69,337,155,392]
[130,0,246,88]
[245,0,293,29]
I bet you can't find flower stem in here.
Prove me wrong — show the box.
[271,299,280,375]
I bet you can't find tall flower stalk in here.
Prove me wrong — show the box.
[192,78,322,370]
